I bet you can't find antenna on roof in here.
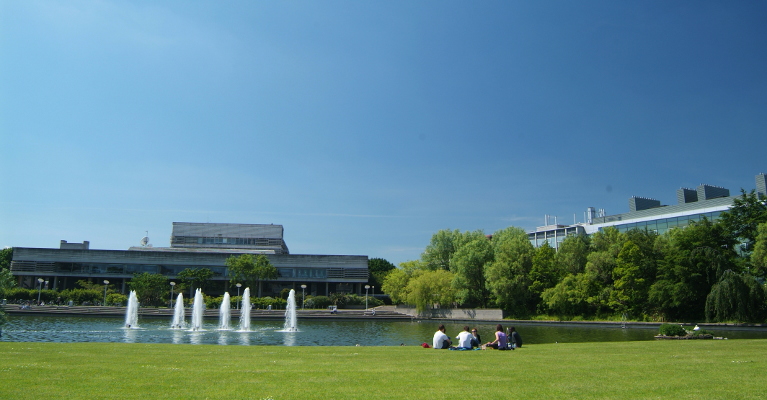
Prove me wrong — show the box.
[140,231,149,247]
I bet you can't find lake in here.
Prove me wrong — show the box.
[3,315,767,346]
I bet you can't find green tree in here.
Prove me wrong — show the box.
[555,234,590,275]
[421,229,485,271]
[609,241,648,316]
[529,241,559,312]
[484,226,534,316]
[368,258,396,289]
[541,273,595,316]
[705,270,766,323]
[381,268,412,304]
[176,268,214,297]
[751,222,767,277]
[0,268,15,299]
[718,189,767,254]
[405,269,456,315]
[649,218,738,320]
[127,273,168,307]
[0,247,12,271]
[226,254,277,297]
[450,237,493,307]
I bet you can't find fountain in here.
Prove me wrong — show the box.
[124,290,139,328]
[190,288,205,331]
[219,292,231,330]
[171,293,186,329]
[238,288,251,331]
[282,289,298,332]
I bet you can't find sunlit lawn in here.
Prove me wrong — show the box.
[0,339,764,399]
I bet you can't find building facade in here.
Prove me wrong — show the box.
[529,172,766,249]
[10,222,369,297]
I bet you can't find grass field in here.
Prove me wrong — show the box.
[0,340,764,399]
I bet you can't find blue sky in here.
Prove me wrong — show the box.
[2,1,766,266]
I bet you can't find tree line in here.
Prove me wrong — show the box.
[381,190,767,322]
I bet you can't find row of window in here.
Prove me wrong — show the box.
[612,211,723,234]
[29,262,357,281]
[173,236,283,246]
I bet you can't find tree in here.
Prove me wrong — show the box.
[0,247,12,271]
[609,241,648,316]
[368,258,396,289]
[555,234,590,275]
[705,270,766,323]
[226,254,277,297]
[127,273,168,307]
[0,268,15,298]
[405,269,456,315]
[381,268,412,304]
[649,218,738,320]
[529,241,559,312]
[718,189,767,254]
[176,268,214,297]
[751,222,767,277]
[450,237,493,307]
[484,227,534,316]
[421,229,485,271]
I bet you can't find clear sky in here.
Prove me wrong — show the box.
[1,1,766,266]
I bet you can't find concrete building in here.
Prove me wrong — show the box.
[529,172,765,249]
[10,222,368,296]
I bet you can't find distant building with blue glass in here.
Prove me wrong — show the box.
[529,172,767,249]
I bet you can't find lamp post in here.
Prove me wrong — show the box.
[236,283,242,310]
[169,282,176,308]
[364,285,370,311]
[37,278,44,305]
[301,284,307,310]
[103,280,109,306]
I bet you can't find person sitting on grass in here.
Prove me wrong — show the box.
[508,326,522,348]
[485,324,508,350]
[470,328,481,348]
[432,324,452,349]
[455,325,473,349]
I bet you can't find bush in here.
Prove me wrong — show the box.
[106,293,127,306]
[305,296,332,309]
[59,289,102,305]
[659,323,687,336]
[251,296,287,310]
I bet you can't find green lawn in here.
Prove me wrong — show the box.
[0,340,764,399]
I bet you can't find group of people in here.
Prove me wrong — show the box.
[432,324,522,350]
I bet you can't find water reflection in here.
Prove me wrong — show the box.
[3,316,767,346]
[237,332,250,346]
[172,329,184,345]
[122,328,137,344]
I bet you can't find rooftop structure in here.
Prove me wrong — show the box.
[529,172,764,249]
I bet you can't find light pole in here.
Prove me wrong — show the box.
[37,278,44,305]
[301,284,307,310]
[103,280,109,306]
[364,285,370,311]
[236,283,242,310]
[169,282,176,308]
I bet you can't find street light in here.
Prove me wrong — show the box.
[103,280,110,306]
[169,282,176,308]
[236,283,242,310]
[301,285,307,310]
[364,285,370,311]
[37,278,44,305]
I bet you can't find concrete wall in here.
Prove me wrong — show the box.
[395,306,502,320]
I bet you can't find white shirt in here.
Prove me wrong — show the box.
[433,330,450,349]
[456,331,473,348]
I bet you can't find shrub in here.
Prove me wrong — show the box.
[59,289,102,305]
[659,323,687,336]
[251,296,287,310]
[106,293,128,306]
[305,296,332,309]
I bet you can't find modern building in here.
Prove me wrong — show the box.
[529,172,766,249]
[10,222,369,296]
